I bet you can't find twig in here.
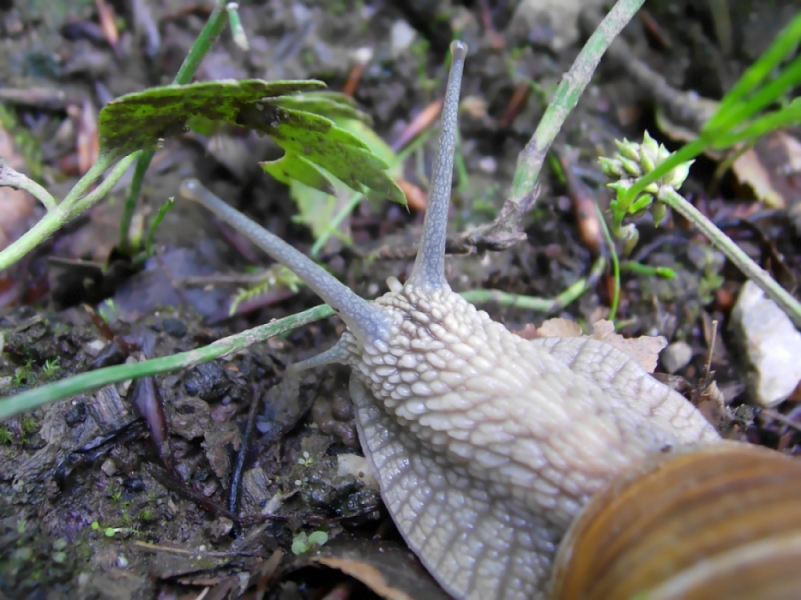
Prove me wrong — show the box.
[760,408,801,433]
[228,386,261,529]
[133,540,260,558]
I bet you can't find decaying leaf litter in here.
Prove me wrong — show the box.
[1,1,801,598]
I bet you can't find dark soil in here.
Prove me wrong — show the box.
[1,1,799,599]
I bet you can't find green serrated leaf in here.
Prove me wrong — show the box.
[266,108,405,203]
[98,79,326,154]
[334,118,401,177]
[99,78,404,205]
[270,93,373,125]
[261,154,336,195]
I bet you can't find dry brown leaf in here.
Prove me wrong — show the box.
[308,539,450,600]
[589,320,667,373]
[732,130,801,210]
[511,318,582,340]
[512,323,539,340]
[535,318,583,338]
[395,177,427,212]
[514,317,667,374]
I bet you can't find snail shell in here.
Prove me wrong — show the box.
[550,442,801,600]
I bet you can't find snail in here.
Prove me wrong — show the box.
[180,42,800,600]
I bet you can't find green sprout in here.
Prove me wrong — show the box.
[42,357,61,378]
[0,426,13,445]
[297,450,313,467]
[602,131,692,234]
[291,529,329,555]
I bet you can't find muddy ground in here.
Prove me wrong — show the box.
[1,1,800,599]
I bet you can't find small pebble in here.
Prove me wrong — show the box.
[337,454,379,491]
[332,395,354,421]
[333,420,358,448]
[161,318,187,338]
[660,341,693,374]
[312,397,334,434]
[100,458,117,477]
[184,361,230,401]
[391,20,416,55]
[207,517,233,541]
[730,281,801,407]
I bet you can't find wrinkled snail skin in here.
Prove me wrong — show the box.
[181,40,752,600]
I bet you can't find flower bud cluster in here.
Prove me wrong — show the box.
[600,131,692,227]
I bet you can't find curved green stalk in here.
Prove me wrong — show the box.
[508,0,646,205]
[0,304,335,421]
[661,187,801,328]
[0,152,134,271]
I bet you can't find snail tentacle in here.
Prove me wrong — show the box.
[179,178,392,345]
[407,41,467,293]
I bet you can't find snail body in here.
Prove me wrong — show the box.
[181,42,797,600]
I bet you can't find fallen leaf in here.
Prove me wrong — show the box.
[286,538,451,600]
[534,318,583,338]
[77,98,100,174]
[513,317,667,373]
[589,320,667,373]
[732,130,801,209]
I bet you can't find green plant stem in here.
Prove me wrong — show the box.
[118,0,230,253]
[715,12,801,116]
[144,197,175,257]
[310,129,433,257]
[0,152,135,270]
[310,192,363,258]
[118,150,153,253]
[624,12,801,209]
[461,254,606,312]
[508,0,646,205]
[174,2,229,83]
[620,261,676,279]
[661,187,801,327]
[226,2,249,50]
[597,203,620,320]
[0,304,335,421]
[60,152,117,206]
[0,160,56,211]
[71,152,140,216]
